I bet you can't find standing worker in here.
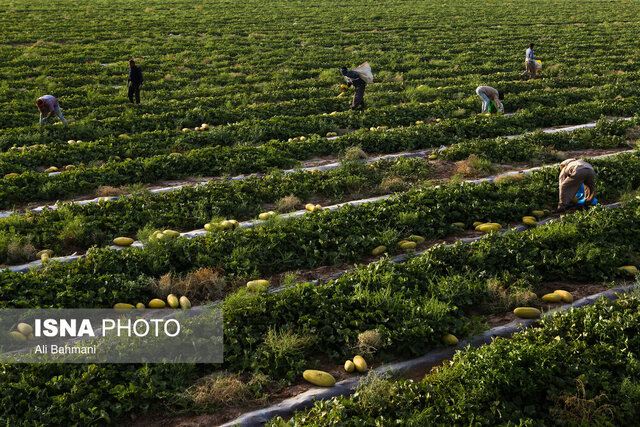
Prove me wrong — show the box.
[555,158,596,213]
[340,66,367,111]
[36,95,68,127]
[127,59,144,104]
[475,86,504,114]
[520,43,537,79]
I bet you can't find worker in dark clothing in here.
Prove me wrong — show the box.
[127,60,143,104]
[340,67,366,110]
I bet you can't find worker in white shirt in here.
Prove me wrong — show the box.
[520,43,537,79]
[475,86,504,114]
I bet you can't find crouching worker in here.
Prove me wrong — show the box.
[37,95,68,127]
[340,66,366,110]
[555,158,596,213]
[475,86,504,114]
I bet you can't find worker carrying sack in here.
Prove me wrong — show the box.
[354,62,374,84]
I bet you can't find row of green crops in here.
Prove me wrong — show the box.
[3,188,640,424]
[5,150,640,309]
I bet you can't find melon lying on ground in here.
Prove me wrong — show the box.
[353,355,367,372]
[514,307,542,319]
[113,237,134,246]
[303,370,336,387]
[442,333,459,346]
[371,245,387,256]
[258,211,277,220]
[398,241,417,250]
[344,360,355,373]
[553,290,573,303]
[247,279,269,292]
[113,303,135,309]
[179,296,191,309]
[541,293,562,303]
[618,265,638,275]
[17,323,33,336]
[148,299,166,308]
[167,294,179,308]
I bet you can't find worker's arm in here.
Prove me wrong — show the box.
[47,110,55,118]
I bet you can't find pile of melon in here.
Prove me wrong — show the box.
[113,294,191,310]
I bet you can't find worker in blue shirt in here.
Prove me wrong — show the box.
[340,67,366,110]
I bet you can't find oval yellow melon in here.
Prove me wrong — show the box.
[10,331,27,342]
[532,210,545,218]
[371,245,387,256]
[303,370,336,387]
[553,290,573,303]
[452,222,465,228]
[344,360,355,373]
[442,333,459,346]
[408,235,425,244]
[247,280,269,292]
[514,307,542,319]
[148,299,166,308]
[399,241,417,250]
[4,173,19,179]
[305,203,316,212]
[353,355,367,372]
[258,211,277,220]
[163,230,180,239]
[113,237,134,246]
[136,303,145,309]
[523,217,537,226]
[618,266,638,276]
[44,166,58,173]
[473,221,484,227]
[113,303,135,310]
[541,293,562,303]
[17,323,33,336]
[37,249,53,258]
[167,294,180,309]
[179,296,191,309]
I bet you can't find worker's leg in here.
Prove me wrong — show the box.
[527,61,537,79]
[475,88,490,113]
[54,105,68,125]
[520,62,530,79]
[352,85,365,110]
[128,85,135,103]
[559,174,586,209]
[134,85,141,104]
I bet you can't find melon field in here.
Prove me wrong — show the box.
[1,0,640,424]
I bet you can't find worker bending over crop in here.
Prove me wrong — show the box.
[36,95,67,127]
[555,158,596,213]
[520,43,537,79]
[128,60,144,104]
[340,66,366,110]
[475,86,504,114]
